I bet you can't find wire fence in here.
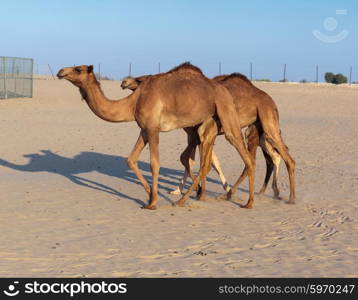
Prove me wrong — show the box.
[0,56,33,99]
[34,61,357,84]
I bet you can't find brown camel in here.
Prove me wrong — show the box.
[178,74,295,206]
[210,74,295,204]
[57,63,256,209]
[121,76,230,195]
[121,74,290,205]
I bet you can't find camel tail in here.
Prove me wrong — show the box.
[257,105,289,153]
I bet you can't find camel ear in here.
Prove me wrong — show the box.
[87,65,94,73]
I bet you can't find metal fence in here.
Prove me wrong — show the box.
[0,56,33,99]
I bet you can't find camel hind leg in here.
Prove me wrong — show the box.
[175,118,217,207]
[214,87,256,208]
[258,143,281,199]
[225,124,260,201]
[258,108,296,203]
[170,130,197,195]
[211,151,230,192]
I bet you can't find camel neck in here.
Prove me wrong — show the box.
[79,79,136,123]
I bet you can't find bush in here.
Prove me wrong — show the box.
[255,78,271,82]
[300,79,308,83]
[324,72,347,84]
[324,72,334,83]
[332,73,347,84]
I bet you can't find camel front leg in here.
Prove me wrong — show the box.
[127,130,150,195]
[143,130,160,210]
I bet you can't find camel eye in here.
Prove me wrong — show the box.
[75,67,81,74]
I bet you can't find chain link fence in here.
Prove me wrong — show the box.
[0,56,33,99]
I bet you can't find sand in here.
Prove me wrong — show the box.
[0,79,357,277]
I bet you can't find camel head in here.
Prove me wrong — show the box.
[57,65,95,87]
[121,76,138,91]
[121,75,152,91]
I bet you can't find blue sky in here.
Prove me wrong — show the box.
[1,0,357,81]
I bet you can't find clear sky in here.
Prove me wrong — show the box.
[1,0,357,81]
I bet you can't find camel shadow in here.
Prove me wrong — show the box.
[0,150,222,206]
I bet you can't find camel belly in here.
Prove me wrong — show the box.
[159,114,208,132]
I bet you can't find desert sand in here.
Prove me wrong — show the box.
[0,78,357,277]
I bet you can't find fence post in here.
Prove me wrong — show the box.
[283,63,286,82]
[316,65,319,84]
[48,64,55,80]
[250,62,253,81]
[349,66,352,85]
[98,63,101,81]
[129,63,132,76]
[30,59,34,98]
[4,57,7,99]
[158,62,161,73]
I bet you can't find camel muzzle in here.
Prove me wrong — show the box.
[56,69,66,79]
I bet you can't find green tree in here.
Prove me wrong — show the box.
[332,73,348,84]
[324,72,334,83]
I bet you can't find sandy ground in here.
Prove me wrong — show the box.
[0,79,357,277]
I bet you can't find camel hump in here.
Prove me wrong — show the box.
[136,75,152,83]
[220,73,253,85]
[168,62,204,75]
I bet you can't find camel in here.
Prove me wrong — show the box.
[121,74,292,205]
[57,63,256,209]
[121,75,230,194]
[177,73,295,206]
[210,74,295,204]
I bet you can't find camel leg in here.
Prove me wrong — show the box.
[271,152,281,199]
[225,124,260,201]
[196,138,214,201]
[143,130,160,210]
[257,135,282,198]
[215,94,256,208]
[175,119,217,207]
[170,169,189,195]
[211,151,230,192]
[222,132,256,208]
[258,150,275,196]
[258,109,296,203]
[127,130,150,195]
[268,137,295,203]
[171,129,201,195]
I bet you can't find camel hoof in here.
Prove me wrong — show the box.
[274,195,283,200]
[287,199,295,205]
[142,204,157,210]
[169,189,181,195]
[243,204,253,209]
[216,192,231,201]
[198,195,206,201]
[216,194,227,201]
[173,200,186,207]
